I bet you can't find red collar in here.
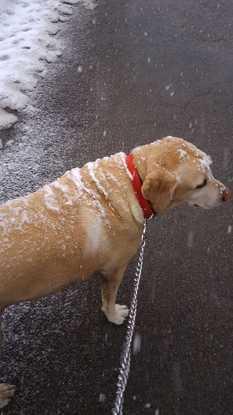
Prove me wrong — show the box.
[126,153,155,219]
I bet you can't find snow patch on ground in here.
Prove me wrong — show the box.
[0,109,18,131]
[79,0,97,10]
[0,0,95,130]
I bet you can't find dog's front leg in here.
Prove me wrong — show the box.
[101,265,129,325]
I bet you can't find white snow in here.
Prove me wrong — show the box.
[0,108,18,130]
[66,166,108,220]
[199,154,212,172]
[133,333,142,354]
[53,180,73,206]
[65,168,86,196]
[120,152,133,180]
[177,148,188,161]
[99,393,106,403]
[0,0,97,130]
[43,185,60,213]
[0,201,32,236]
[86,161,109,198]
[79,0,97,10]
[187,230,194,248]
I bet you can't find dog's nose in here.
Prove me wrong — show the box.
[222,188,231,202]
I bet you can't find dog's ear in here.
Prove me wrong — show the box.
[142,167,177,214]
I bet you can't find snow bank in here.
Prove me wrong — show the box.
[80,0,97,10]
[0,0,96,131]
[0,109,18,131]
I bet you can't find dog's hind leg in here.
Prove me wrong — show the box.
[101,264,129,325]
[0,315,16,408]
[0,383,15,408]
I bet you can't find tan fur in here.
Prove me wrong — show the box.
[0,136,228,310]
[0,136,229,406]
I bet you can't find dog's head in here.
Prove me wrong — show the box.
[134,136,231,214]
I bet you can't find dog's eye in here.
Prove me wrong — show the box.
[196,178,207,189]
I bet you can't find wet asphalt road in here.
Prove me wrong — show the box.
[0,0,233,414]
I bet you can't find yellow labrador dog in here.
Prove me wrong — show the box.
[0,136,230,406]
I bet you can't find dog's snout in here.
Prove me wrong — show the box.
[222,188,231,202]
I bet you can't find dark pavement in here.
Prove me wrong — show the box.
[0,0,233,414]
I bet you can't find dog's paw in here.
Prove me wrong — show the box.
[0,383,15,408]
[103,304,129,325]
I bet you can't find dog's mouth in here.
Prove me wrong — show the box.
[192,202,217,210]
[189,201,207,209]
[187,201,201,208]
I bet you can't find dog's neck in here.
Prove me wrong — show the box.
[131,147,148,184]
[126,153,154,220]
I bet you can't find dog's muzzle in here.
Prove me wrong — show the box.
[222,188,231,202]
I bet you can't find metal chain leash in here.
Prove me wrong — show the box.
[112,221,147,415]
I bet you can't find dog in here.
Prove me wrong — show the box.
[0,136,230,407]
